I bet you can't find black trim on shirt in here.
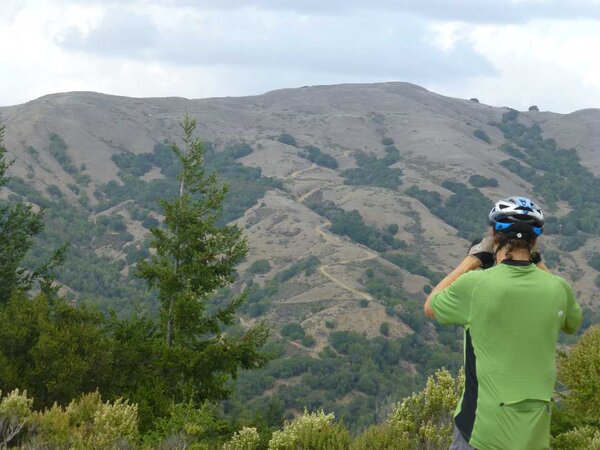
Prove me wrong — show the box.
[455,329,478,443]
[501,259,532,267]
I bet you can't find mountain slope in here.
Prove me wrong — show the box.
[2,82,600,323]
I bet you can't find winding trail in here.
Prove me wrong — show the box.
[285,164,380,302]
[314,220,377,301]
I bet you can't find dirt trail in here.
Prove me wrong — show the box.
[314,220,377,301]
[286,165,379,302]
[289,163,317,179]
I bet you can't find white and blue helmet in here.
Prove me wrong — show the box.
[489,196,544,237]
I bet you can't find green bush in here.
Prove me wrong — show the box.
[359,299,369,308]
[468,174,498,188]
[588,253,600,271]
[381,137,394,146]
[558,325,600,428]
[553,426,600,450]
[301,145,338,170]
[544,250,560,269]
[223,427,261,450]
[48,133,78,175]
[276,257,320,282]
[384,253,442,285]
[302,335,316,348]
[559,234,586,252]
[248,259,271,274]
[379,322,390,336]
[386,224,399,235]
[341,149,402,190]
[473,129,491,144]
[46,184,62,198]
[410,181,490,240]
[277,134,297,147]
[281,323,305,340]
[387,368,464,449]
[268,410,351,450]
[307,201,406,253]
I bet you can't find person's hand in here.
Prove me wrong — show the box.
[530,251,542,265]
[467,236,495,269]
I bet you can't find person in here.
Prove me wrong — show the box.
[423,196,582,450]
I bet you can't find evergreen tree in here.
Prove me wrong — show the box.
[0,125,64,303]
[137,115,269,401]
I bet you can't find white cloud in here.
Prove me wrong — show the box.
[427,19,600,112]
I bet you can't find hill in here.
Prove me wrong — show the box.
[1,82,599,426]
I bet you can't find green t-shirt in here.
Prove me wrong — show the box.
[430,261,582,450]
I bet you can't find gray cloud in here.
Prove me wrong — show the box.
[58,8,495,83]
[77,0,600,24]
[58,8,157,56]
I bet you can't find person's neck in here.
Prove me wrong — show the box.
[496,247,530,262]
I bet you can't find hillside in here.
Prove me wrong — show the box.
[2,82,600,426]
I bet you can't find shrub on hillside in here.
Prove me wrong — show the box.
[281,322,305,340]
[302,335,317,348]
[587,253,600,271]
[468,174,498,188]
[248,259,271,274]
[473,129,491,144]
[379,322,390,336]
[277,133,297,147]
[301,145,339,169]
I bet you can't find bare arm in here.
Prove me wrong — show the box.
[424,256,481,319]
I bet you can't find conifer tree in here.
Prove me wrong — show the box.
[136,115,269,401]
[0,125,64,303]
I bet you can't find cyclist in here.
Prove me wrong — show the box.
[424,196,582,450]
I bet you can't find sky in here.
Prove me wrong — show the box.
[2,0,600,112]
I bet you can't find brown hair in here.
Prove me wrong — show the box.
[493,231,537,260]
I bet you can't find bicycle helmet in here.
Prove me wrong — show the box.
[489,196,544,237]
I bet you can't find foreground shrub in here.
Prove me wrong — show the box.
[558,325,600,427]
[0,389,34,447]
[553,426,600,450]
[350,423,412,450]
[28,391,139,449]
[142,401,224,449]
[268,409,350,450]
[222,426,260,450]
[387,367,463,449]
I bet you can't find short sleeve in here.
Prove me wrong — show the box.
[558,278,582,335]
[430,271,480,325]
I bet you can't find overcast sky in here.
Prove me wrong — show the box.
[2,0,600,112]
